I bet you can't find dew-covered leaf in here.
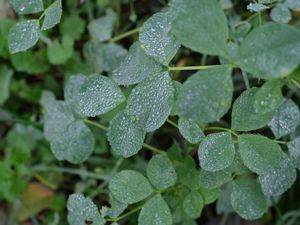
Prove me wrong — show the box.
[199,168,232,189]
[11,0,44,14]
[268,99,300,138]
[109,170,153,204]
[67,193,105,225]
[182,191,204,219]
[9,20,40,54]
[286,0,300,11]
[238,134,284,174]
[254,79,282,114]
[232,88,275,131]
[138,194,172,225]
[171,0,229,56]
[270,4,291,23]
[200,133,235,172]
[107,194,127,219]
[0,65,13,105]
[178,118,204,144]
[112,42,162,86]
[88,9,116,42]
[176,66,233,124]
[126,72,174,132]
[288,137,300,168]
[139,10,180,65]
[108,111,146,158]
[237,23,300,79]
[216,184,233,214]
[41,0,62,30]
[65,74,125,117]
[247,3,269,12]
[198,187,221,204]
[258,156,297,196]
[146,154,177,190]
[231,179,267,220]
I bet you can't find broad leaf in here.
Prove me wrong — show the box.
[268,99,300,138]
[9,20,40,53]
[59,14,85,40]
[177,156,201,190]
[126,72,174,132]
[258,156,297,196]
[238,134,283,174]
[109,170,153,204]
[47,35,74,65]
[67,193,105,225]
[216,184,233,214]
[182,191,204,219]
[288,137,300,169]
[237,23,300,79]
[139,10,180,65]
[178,118,204,144]
[231,179,267,220]
[171,0,229,56]
[65,74,125,117]
[0,65,13,105]
[146,154,177,190]
[286,0,300,11]
[108,111,146,158]
[270,4,291,23]
[11,0,43,14]
[232,88,275,131]
[176,66,233,124]
[112,42,162,86]
[199,168,232,189]
[41,0,62,30]
[107,194,127,219]
[138,194,172,225]
[198,187,221,204]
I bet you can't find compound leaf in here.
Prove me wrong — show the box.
[199,132,235,172]
[139,10,180,65]
[171,0,228,56]
[176,66,233,124]
[138,194,172,225]
[11,0,44,14]
[41,0,62,30]
[108,111,146,158]
[237,23,300,79]
[67,193,105,225]
[9,20,40,54]
[146,154,177,190]
[238,134,284,174]
[112,42,162,86]
[178,118,205,144]
[109,170,153,204]
[65,74,125,117]
[126,72,174,132]
[231,179,267,220]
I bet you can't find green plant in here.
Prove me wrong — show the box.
[3,0,300,224]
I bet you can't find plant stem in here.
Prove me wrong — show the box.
[241,70,250,90]
[32,165,108,180]
[109,27,140,43]
[166,119,178,128]
[292,79,300,90]
[273,140,288,145]
[83,119,109,131]
[107,204,144,222]
[204,126,239,137]
[142,143,166,155]
[0,117,42,129]
[167,64,235,71]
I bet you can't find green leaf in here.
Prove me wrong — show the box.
[139,10,180,65]
[0,65,13,105]
[199,168,232,189]
[254,79,282,114]
[11,0,43,14]
[88,9,117,42]
[59,15,85,40]
[247,3,269,12]
[286,0,300,11]
[216,184,233,214]
[47,35,74,65]
[288,136,300,169]
[0,19,15,58]
[109,170,153,204]
[9,20,40,53]
[238,134,284,174]
[108,111,146,158]
[67,193,105,225]
[258,156,297,196]
[237,23,300,79]
[65,74,125,117]
[178,118,204,144]
[232,88,275,131]
[199,132,235,172]
[182,191,204,219]
[176,66,233,124]
[146,154,177,190]
[41,0,62,30]
[198,187,221,204]
[177,156,201,190]
[107,194,127,219]
[138,194,172,225]
[126,72,174,132]
[231,179,267,220]
[112,42,162,86]
[268,99,300,138]
[270,4,291,23]
[171,0,229,56]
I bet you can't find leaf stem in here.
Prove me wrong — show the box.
[107,204,144,222]
[166,119,178,128]
[241,70,250,90]
[204,126,239,137]
[142,143,166,155]
[167,64,235,71]
[291,79,300,90]
[273,140,288,145]
[109,27,140,43]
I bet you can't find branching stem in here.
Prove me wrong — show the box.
[167,64,235,71]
